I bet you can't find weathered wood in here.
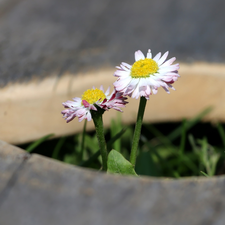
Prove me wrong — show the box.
[0,0,225,86]
[1,0,225,144]
[0,140,29,193]
[0,140,225,225]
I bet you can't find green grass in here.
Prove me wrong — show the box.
[18,107,225,178]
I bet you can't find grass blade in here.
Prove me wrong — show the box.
[143,124,173,146]
[168,107,212,141]
[52,136,66,159]
[26,133,54,153]
[200,171,209,177]
[179,119,187,155]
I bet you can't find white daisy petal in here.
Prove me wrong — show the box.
[147,49,152,59]
[152,88,158,95]
[153,52,161,62]
[72,97,81,102]
[120,64,130,71]
[100,85,104,92]
[105,86,110,96]
[159,64,179,72]
[146,84,151,96]
[157,51,169,66]
[161,57,176,67]
[86,112,92,121]
[121,62,132,69]
[114,69,128,77]
[138,78,147,89]
[135,50,145,61]
[114,76,132,91]
[132,85,140,99]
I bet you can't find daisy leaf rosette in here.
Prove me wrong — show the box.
[113,49,180,99]
[61,86,128,123]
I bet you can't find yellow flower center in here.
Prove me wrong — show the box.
[82,88,106,105]
[131,58,158,78]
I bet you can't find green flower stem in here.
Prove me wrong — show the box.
[91,109,108,171]
[130,96,147,166]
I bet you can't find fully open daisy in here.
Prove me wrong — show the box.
[62,86,127,123]
[113,49,180,99]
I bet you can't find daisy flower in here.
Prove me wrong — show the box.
[62,86,127,123]
[113,49,180,99]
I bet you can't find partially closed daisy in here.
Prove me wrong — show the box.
[62,86,127,123]
[114,49,180,99]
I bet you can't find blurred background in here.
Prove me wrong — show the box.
[1,0,225,145]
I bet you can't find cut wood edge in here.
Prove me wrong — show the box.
[1,62,225,144]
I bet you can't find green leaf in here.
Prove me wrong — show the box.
[107,150,138,176]
[200,171,209,177]
[52,136,66,159]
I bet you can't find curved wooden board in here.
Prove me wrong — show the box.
[0,140,224,225]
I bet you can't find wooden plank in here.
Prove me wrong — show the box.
[1,0,225,144]
[0,0,22,17]
[0,0,110,86]
[0,144,224,225]
[0,140,29,193]
[0,0,224,86]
